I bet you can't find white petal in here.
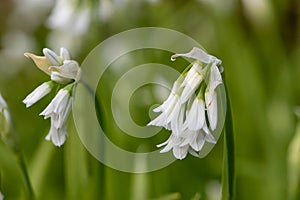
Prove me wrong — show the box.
[46,120,67,147]
[159,136,176,153]
[56,97,73,128]
[51,71,72,84]
[180,72,203,103]
[153,80,181,113]
[193,131,206,151]
[183,98,205,131]
[205,132,216,144]
[60,47,71,60]
[209,63,223,92]
[180,130,197,147]
[170,104,185,136]
[171,47,211,63]
[188,148,199,157]
[40,103,54,119]
[40,89,70,121]
[51,60,80,78]
[0,94,8,109]
[153,93,177,113]
[205,91,218,130]
[201,120,216,143]
[23,82,52,107]
[172,144,189,160]
[43,48,62,65]
[156,135,172,148]
[181,63,198,87]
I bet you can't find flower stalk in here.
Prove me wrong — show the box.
[221,78,235,200]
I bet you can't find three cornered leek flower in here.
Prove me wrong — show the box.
[148,47,224,160]
[23,47,81,146]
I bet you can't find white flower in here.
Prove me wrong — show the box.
[148,79,182,130]
[45,118,67,147]
[183,97,205,131]
[24,47,81,84]
[40,87,73,146]
[157,134,189,160]
[22,81,53,107]
[205,63,223,130]
[148,47,223,160]
[41,88,73,127]
[179,62,204,103]
[181,122,216,151]
[50,60,81,84]
[24,47,79,147]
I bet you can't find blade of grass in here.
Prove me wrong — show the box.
[221,81,235,200]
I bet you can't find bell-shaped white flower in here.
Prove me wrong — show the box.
[23,81,54,107]
[45,117,67,147]
[40,86,73,146]
[183,97,205,131]
[205,63,223,130]
[41,88,73,126]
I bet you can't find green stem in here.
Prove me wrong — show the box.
[18,153,35,199]
[3,127,35,199]
[222,84,235,200]
[81,81,106,199]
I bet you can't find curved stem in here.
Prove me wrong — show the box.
[18,153,35,199]
[81,81,106,199]
[222,83,235,200]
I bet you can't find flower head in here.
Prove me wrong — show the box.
[148,47,224,159]
[23,47,80,147]
[24,47,81,84]
[40,85,73,146]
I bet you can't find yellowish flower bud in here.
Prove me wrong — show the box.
[24,52,52,75]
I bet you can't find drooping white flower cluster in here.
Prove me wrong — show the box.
[23,48,81,147]
[148,47,223,160]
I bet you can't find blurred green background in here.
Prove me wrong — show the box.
[0,0,300,199]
